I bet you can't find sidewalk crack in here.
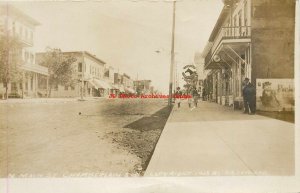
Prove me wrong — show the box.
[213,129,257,176]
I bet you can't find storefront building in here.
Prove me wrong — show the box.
[202,0,295,109]
[36,51,110,98]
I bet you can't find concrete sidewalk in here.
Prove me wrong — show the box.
[145,101,294,176]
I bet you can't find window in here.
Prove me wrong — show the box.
[71,86,75,90]
[244,1,248,25]
[54,84,58,91]
[30,54,34,63]
[12,22,15,35]
[11,82,17,91]
[78,62,82,72]
[64,85,68,90]
[25,82,28,90]
[19,83,23,89]
[31,77,33,91]
[19,26,23,37]
[25,52,29,62]
[25,29,28,39]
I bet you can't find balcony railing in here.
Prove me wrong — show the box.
[211,26,251,54]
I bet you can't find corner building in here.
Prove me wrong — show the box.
[202,0,295,108]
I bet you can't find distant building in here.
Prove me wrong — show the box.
[122,73,134,93]
[36,51,110,97]
[0,4,48,98]
[113,72,124,94]
[201,0,295,108]
[134,80,152,95]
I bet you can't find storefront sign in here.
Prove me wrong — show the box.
[256,79,294,111]
[182,64,197,80]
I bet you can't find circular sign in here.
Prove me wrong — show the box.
[182,64,197,80]
[213,54,221,62]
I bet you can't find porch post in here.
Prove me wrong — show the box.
[35,73,38,97]
[22,71,25,99]
[46,76,49,98]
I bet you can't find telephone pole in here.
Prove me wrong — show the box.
[168,0,176,106]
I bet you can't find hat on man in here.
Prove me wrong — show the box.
[244,78,249,81]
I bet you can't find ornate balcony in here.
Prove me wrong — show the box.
[211,26,251,54]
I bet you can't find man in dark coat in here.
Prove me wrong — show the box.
[242,78,256,115]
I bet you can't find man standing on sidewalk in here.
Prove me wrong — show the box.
[242,78,256,115]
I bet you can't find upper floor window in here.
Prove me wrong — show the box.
[30,54,34,63]
[19,26,23,37]
[25,29,28,39]
[238,11,242,26]
[244,1,248,25]
[78,62,82,72]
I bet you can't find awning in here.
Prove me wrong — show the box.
[91,79,111,89]
[20,64,49,76]
[125,87,135,93]
[88,80,98,89]
[110,84,119,90]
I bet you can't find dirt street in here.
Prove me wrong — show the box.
[0,98,171,177]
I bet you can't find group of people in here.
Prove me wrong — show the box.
[174,86,199,109]
[173,77,256,115]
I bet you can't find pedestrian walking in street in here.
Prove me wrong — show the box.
[174,87,182,108]
[242,78,256,115]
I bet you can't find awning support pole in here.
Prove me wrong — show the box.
[225,45,249,66]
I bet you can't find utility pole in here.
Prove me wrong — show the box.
[168,0,176,106]
[4,3,10,99]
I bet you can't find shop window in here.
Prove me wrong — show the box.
[64,85,68,90]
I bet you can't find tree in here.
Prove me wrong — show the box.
[38,48,76,97]
[0,34,23,99]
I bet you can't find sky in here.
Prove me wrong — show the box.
[11,0,223,93]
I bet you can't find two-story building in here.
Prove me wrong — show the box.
[122,73,135,94]
[36,51,111,98]
[202,0,295,109]
[0,4,48,98]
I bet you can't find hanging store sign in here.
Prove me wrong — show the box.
[182,64,197,80]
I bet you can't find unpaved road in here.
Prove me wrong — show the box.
[0,98,171,177]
